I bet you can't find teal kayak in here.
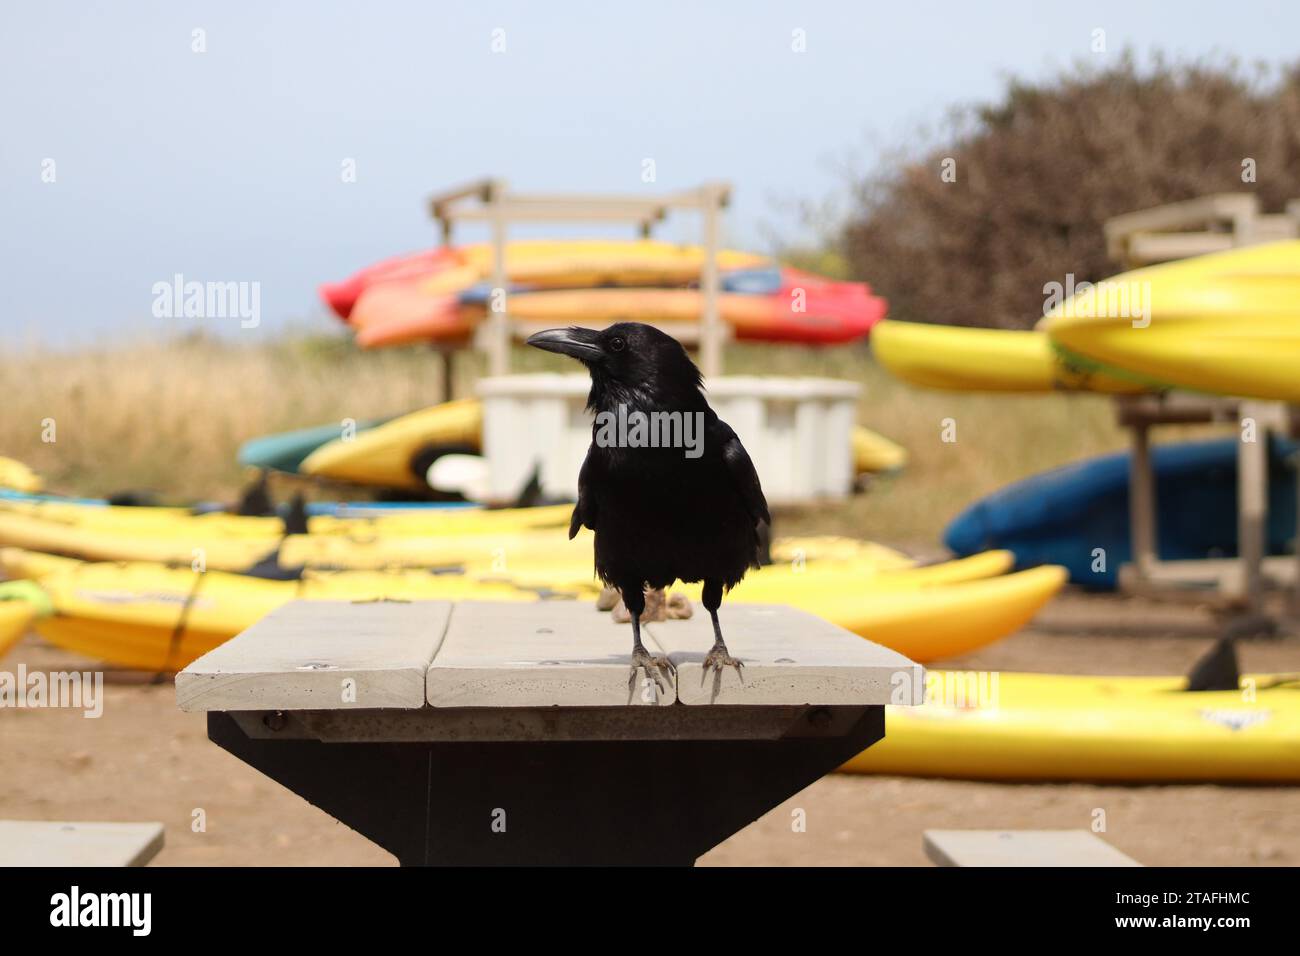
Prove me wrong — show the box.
[237,418,392,473]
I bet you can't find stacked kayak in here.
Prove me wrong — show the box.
[323,240,770,315]
[6,491,1017,586]
[1040,240,1300,401]
[871,321,1149,394]
[323,240,887,347]
[945,437,1298,588]
[240,399,908,491]
[0,490,924,574]
[845,671,1300,783]
[0,543,1065,670]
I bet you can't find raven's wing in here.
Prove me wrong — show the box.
[716,419,771,526]
[569,447,600,539]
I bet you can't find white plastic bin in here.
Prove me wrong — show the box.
[477,374,861,506]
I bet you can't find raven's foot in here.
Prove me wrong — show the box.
[628,646,676,695]
[702,643,744,678]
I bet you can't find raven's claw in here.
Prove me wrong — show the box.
[701,644,744,684]
[628,647,676,698]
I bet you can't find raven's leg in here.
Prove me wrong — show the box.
[622,583,676,695]
[700,579,743,675]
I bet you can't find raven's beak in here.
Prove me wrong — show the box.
[525,327,604,362]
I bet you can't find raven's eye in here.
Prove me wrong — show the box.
[609,336,625,352]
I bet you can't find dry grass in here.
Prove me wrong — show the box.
[2,333,1149,543]
[1,333,451,500]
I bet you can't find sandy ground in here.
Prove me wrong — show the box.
[1,590,1297,867]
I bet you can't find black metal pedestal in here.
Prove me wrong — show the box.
[208,705,884,866]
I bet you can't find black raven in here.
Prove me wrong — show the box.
[526,322,770,690]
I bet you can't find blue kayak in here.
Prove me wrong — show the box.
[454,268,787,305]
[944,437,1298,589]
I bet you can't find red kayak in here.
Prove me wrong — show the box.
[320,248,461,321]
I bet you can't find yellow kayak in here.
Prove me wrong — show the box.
[2,547,1045,670]
[0,580,51,658]
[300,398,483,491]
[0,496,573,541]
[845,670,1300,782]
[0,457,43,493]
[807,564,1066,662]
[0,504,494,566]
[0,603,35,658]
[851,427,908,473]
[871,320,1148,393]
[0,544,1005,599]
[0,514,601,572]
[0,602,34,658]
[1041,240,1300,401]
[769,537,913,568]
[0,548,82,580]
[483,549,1014,603]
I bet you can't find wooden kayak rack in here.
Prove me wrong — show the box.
[1114,393,1300,615]
[428,177,734,386]
[1105,197,1300,619]
[1105,192,1300,268]
[176,600,922,866]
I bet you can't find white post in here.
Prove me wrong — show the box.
[1238,401,1268,608]
[488,194,510,378]
[699,186,723,380]
[1128,418,1157,584]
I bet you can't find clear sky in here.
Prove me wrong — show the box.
[3,1,1297,344]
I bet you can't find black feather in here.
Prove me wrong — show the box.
[537,323,769,597]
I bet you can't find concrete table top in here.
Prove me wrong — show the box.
[176,599,923,716]
[924,830,1143,867]
[0,821,164,867]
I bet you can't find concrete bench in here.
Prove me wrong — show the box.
[178,599,922,865]
[924,829,1143,867]
[0,821,164,867]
